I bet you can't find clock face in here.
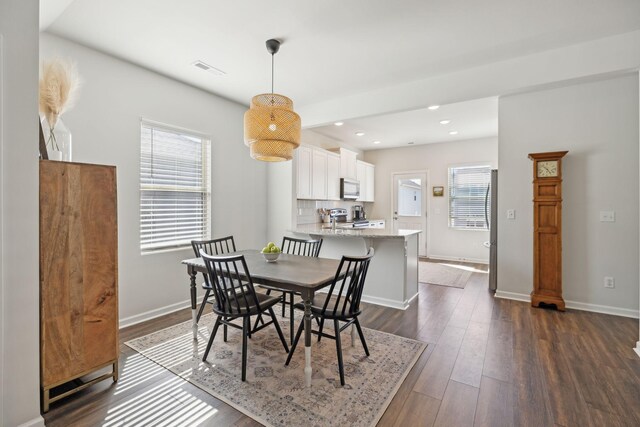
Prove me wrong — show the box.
[537,160,558,178]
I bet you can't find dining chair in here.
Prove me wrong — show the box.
[191,236,236,326]
[200,251,289,381]
[257,236,323,344]
[285,249,374,386]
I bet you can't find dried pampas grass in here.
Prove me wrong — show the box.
[39,58,81,129]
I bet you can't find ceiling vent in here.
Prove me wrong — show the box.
[192,60,226,76]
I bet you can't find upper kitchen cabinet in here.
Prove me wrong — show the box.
[326,152,341,201]
[311,148,328,200]
[296,145,370,201]
[357,160,375,202]
[296,145,340,200]
[296,145,313,199]
[328,147,358,179]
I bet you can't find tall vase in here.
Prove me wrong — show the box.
[42,117,72,162]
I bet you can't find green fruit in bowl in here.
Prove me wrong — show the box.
[261,247,270,253]
[267,242,276,249]
[270,246,281,253]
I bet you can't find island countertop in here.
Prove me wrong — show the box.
[290,223,421,239]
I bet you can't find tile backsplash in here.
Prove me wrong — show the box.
[296,199,368,225]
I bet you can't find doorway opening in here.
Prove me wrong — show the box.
[392,171,428,256]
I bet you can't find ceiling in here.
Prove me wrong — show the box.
[42,0,640,110]
[309,97,498,150]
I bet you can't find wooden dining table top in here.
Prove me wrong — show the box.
[182,249,342,293]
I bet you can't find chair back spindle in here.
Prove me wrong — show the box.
[321,249,373,318]
[192,235,236,258]
[201,252,262,316]
[281,236,322,258]
[192,236,237,289]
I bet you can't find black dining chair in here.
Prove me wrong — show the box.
[191,236,236,325]
[285,249,374,386]
[256,236,323,344]
[201,251,289,381]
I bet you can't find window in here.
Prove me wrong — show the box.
[448,164,491,230]
[140,122,211,253]
[397,178,422,216]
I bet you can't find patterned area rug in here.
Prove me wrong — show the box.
[125,313,426,427]
[419,261,473,288]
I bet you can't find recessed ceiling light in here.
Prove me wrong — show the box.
[449,130,458,135]
[355,132,365,136]
[428,105,440,110]
[373,141,381,144]
[334,122,344,126]
[439,120,451,125]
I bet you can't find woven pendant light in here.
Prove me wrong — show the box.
[244,39,301,162]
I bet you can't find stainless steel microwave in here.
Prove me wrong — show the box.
[340,178,360,200]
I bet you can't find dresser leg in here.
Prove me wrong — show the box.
[43,388,50,413]
[113,360,119,382]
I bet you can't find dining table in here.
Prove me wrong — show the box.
[182,249,342,387]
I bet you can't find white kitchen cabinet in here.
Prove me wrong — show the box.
[342,149,358,179]
[326,152,341,200]
[297,145,365,201]
[296,145,312,199]
[356,160,375,202]
[365,162,375,201]
[311,148,328,200]
[356,161,366,200]
[328,147,358,179]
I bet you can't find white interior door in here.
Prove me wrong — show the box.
[393,172,428,256]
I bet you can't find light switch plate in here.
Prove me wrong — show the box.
[506,209,515,220]
[599,211,615,222]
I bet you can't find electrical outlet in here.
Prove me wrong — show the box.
[506,209,515,220]
[604,277,615,288]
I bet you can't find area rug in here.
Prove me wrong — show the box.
[418,260,472,288]
[125,313,426,427]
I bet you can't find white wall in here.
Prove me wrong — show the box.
[364,137,498,263]
[0,1,44,426]
[40,33,268,325]
[497,73,639,317]
[266,161,293,244]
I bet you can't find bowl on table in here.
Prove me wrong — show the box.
[262,252,280,262]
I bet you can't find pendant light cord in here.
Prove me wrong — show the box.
[271,53,274,95]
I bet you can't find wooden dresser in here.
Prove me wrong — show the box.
[39,160,119,412]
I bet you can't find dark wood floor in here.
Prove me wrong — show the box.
[44,262,640,426]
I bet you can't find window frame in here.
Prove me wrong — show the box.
[139,119,212,254]
[447,163,492,231]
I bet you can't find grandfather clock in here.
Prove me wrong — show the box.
[528,151,568,311]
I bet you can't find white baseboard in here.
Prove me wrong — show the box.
[406,291,420,305]
[425,254,489,264]
[634,342,640,359]
[119,299,192,329]
[18,416,45,427]
[360,294,410,310]
[316,288,411,310]
[494,290,640,319]
[494,290,530,302]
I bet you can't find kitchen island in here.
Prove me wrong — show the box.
[290,224,420,309]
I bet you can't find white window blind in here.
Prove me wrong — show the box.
[140,122,211,253]
[448,165,491,230]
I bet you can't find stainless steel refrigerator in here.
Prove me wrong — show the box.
[484,169,498,291]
